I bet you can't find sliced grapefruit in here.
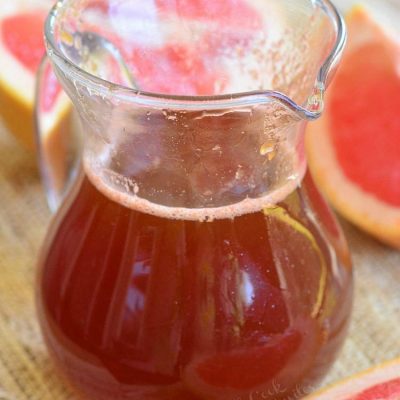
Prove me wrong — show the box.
[0,1,71,150]
[127,43,229,95]
[102,0,266,95]
[306,6,400,248]
[305,357,400,399]
[155,0,262,30]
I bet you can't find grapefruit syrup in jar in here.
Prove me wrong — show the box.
[37,152,352,400]
[36,0,352,398]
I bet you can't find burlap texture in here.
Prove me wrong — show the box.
[0,122,399,399]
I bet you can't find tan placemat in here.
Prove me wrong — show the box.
[0,122,399,399]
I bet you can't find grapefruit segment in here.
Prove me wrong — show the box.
[305,357,400,399]
[103,0,265,95]
[155,0,263,30]
[2,12,46,73]
[0,2,71,150]
[127,44,228,95]
[40,64,63,113]
[306,6,400,248]
[353,378,400,400]
[328,7,400,208]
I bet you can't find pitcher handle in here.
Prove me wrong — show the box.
[35,56,81,212]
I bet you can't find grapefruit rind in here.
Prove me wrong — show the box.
[304,357,400,399]
[306,6,400,248]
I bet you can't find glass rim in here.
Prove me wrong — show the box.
[44,0,346,119]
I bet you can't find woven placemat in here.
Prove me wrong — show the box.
[0,121,399,399]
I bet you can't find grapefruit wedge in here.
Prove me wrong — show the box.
[305,357,400,399]
[0,2,71,150]
[306,6,400,248]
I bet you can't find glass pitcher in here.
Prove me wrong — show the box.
[35,1,353,399]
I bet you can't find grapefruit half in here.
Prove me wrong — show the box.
[0,1,71,150]
[305,357,400,399]
[306,6,400,248]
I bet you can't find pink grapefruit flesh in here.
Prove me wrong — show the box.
[127,44,226,95]
[0,5,70,150]
[352,377,400,400]
[40,61,63,113]
[305,357,400,400]
[328,34,400,207]
[2,12,46,73]
[155,0,262,29]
